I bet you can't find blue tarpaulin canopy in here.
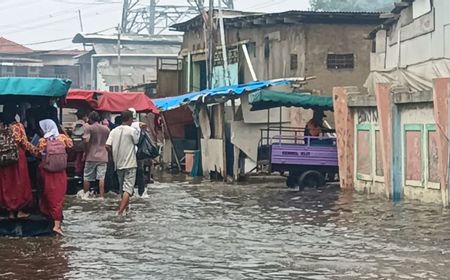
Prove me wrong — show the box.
[154,80,289,111]
[0,77,72,98]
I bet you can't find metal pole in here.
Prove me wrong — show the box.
[78,10,84,32]
[117,24,122,91]
[161,112,182,171]
[148,0,156,35]
[242,44,257,81]
[208,0,214,89]
[218,1,230,86]
[90,56,95,89]
[121,0,129,32]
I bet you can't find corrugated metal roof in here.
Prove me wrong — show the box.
[172,10,383,32]
[73,33,182,45]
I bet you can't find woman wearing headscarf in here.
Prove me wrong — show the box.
[37,119,73,236]
[0,103,39,219]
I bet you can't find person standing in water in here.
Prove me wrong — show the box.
[106,110,140,216]
[80,111,110,199]
[37,119,73,235]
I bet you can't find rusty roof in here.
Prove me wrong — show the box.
[171,10,383,32]
[0,37,33,54]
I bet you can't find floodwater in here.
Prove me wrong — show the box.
[1,176,450,280]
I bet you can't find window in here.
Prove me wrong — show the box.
[327,53,354,69]
[264,37,270,59]
[247,42,256,58]
[109,86,120,92]
[54,66,68,78]
[5,66,13,73]
[290,54,298,70]
[402,124,440,189]
[29,66,38,73]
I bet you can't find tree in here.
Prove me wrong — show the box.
[310,0,396,12]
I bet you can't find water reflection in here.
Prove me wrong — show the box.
[1,177,450,279]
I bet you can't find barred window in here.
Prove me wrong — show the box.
[327,53,354,69]
[290,54,298,70]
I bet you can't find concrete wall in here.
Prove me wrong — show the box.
[304,24,374,95]
[157,70,182,98]
[335,77,450,205]
[181,22,376,96]
[371,0,450,71]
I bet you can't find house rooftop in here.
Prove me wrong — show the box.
[72,33,183,45]
[171,10,383,32]
[0,37,33,54]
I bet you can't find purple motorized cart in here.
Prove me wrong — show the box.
[250,90,338,189]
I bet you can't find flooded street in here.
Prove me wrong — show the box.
[1,177,450,280]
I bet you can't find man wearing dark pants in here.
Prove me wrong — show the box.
[129,107,148,197]
[106,110,140,216]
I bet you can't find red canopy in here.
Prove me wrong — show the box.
[64,89,103,110]
[97,92,159,113]
[66,89,159,114]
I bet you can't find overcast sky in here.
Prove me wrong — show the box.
[0,0,310,50]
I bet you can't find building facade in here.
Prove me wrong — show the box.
[0,37,87,88]
[334,0,450,205]
[72,33,182,92]
[167,11,382,178]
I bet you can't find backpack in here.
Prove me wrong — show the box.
[72,123,85,152]
[42,137,67,172]
[0,126,19,167]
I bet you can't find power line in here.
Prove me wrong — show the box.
[2,6,119,36]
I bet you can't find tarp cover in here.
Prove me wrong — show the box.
[0,77,71,97]
[154,80,289,111]
[66,90,159,113]
[248,90,334,111]
[97,92,159,113]
[65,89,102,109]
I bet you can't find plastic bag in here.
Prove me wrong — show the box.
[136,131,159,160]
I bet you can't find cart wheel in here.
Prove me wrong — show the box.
[298,171,325,189]
[286,175,297,188]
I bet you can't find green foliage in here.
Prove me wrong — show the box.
[310,0,396,12]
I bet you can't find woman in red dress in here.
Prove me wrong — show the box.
[0,104,39,219]
[37,119,73,235]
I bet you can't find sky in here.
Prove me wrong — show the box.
[0,0,310,50]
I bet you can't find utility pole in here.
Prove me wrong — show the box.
[148,0,156,35]
[117,24,122,91]
[78,9,86,51]
[77,9,84,32]
[208,0,214,89]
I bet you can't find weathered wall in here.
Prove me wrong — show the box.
[304,24,374,96]
[371,0,450,71]
[201,139,224,177]
[157,70,182,98]
[181,22,375,96]
[352,106,386,196]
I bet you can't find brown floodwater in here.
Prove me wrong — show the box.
[1,176,450,279]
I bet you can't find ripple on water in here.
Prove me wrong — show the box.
[1,180,450,279]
